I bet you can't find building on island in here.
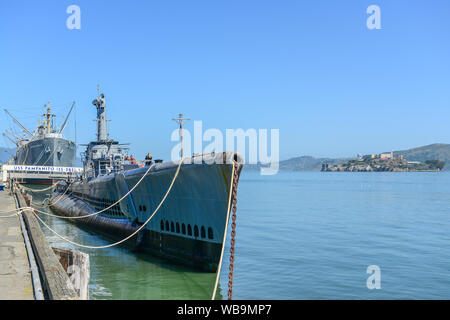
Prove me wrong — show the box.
[379,151,394,159]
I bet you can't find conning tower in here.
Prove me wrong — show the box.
[81,89,130,181]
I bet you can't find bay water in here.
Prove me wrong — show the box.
[30,170,450,299]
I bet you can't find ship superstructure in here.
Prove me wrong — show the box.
[80,93,130,180]
[3,103,77,183]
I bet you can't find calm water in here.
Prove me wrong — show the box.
[30,170,450,299]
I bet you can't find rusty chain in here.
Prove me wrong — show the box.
[228,160,240,300]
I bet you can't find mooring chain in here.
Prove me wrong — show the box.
[228,160,240,300]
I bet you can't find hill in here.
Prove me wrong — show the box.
[392,144,450,167]
[278,156,348,171]
[250,143,450,171]
[248,156,348,171]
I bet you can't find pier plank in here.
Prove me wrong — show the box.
[0,190,34,300]
[16,191,78,300]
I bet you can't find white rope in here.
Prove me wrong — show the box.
[14,158,239,299]
[31,162,157,219]
[0,189,25,213]
[0,160,157,216]
[0,212,19,218]
[211,161,236,300]
[0,208,29,218]
[31,183,72,209]
[30,158,183,249]
[0,207,22,214]
[21,182,59,193]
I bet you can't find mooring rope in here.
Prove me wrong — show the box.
[0,207,22,214]
[0,208,30,218]
[21,182,59,193]
[29,158,183,249]
[30,162,158,219]
[0,212,20,218]
[211,160,237,300]
[12,158,241,300]
[1,158,158,216]
[0,189,26,213]
[30,183,73,209]
[10,160,157,216]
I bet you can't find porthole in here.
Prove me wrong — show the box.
[182,223,186,235]
[171,222,175,232]
[143,205,147,212]
[165,221,169,231]
[201,226,206,238]
[139,205,142,211]
[176,222,180,233]
[160,220,164,231]
[194,225,199,237]
[208,227,214,240]
[187,224,192,236]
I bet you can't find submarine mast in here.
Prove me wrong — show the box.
[92,85,108,142]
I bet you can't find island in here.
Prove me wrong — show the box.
[321,152,445,172]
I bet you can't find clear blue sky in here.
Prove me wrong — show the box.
[1,0,449,160]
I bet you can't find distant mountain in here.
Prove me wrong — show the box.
[392,144,450,168]
[249,143,450,171]
[278,156,348,171]
[248,156,349,171]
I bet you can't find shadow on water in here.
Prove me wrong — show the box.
[25,185,222,300]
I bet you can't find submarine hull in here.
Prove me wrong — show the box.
[51,153,242,272]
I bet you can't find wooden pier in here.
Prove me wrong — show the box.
[0,185,89,300]
[0,189,34,300]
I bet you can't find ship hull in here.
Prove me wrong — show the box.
[16,137,76,167]
[16,137,76,184]
[50,153,242,272]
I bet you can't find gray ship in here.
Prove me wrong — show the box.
[3,103,77,183]
[50,91,243,271]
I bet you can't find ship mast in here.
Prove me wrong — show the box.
[92,85,108,142]
[172,113,190,158]
[43,102,55,135]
